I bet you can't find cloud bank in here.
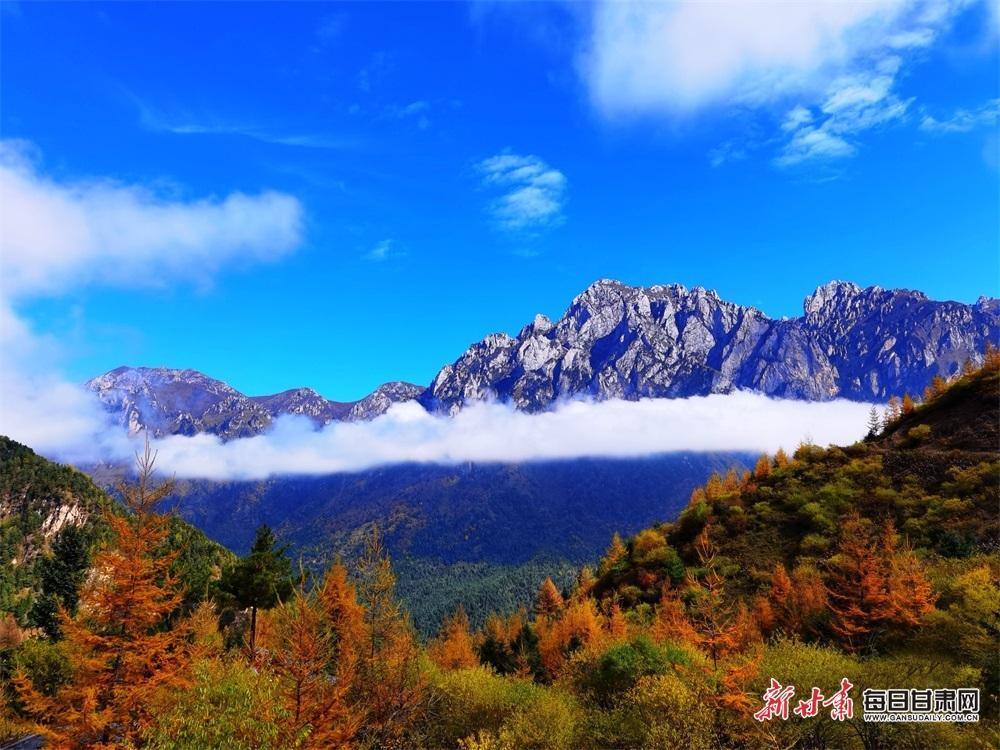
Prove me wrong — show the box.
[2,386,874,481]
[583,0,968,115]
[581,0,987,167]
[0,140,303,297]
[0,139,307,466]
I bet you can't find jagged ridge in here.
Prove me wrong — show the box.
[86,280,999,436]
[422,279,999,413]
[86,366,423,440]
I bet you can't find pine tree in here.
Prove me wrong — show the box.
[722,468,741,493]
[774,448,790,469]
[606,601,628,642]
[682,528,761,746]
[866,405,882,439]
[881,522,936,630]
[218,524,294,660]
[598,533,627,576]
[985,341,1000,371]
[923,374,948,403]
[826,518,893,653]
[265,581,360,748]
[753,454,771,479]
[428,607,477,670]
[573,565,596,599]
[704,472,724,501]
[535,577,565,618]
[652,585,701,646]
[15,440,191,748]
[535,597,602,677]
[355,525,424,748]
[887,395,901,422]
[30,525,90,639]
[902,393,915,414]
[316,559,365,664]
[769,563,793,616]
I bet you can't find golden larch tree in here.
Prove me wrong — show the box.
[428,607,478,670]
[15,440,191,749]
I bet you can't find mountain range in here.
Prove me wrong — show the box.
[87,279,999,437]
[87,367,423,440]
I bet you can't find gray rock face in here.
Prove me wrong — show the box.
[86,367,423,440]
[420,280,999,413]
[87,280,999,436]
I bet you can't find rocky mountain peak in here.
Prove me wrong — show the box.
[803,280,864,317]
[87,366,425,439]
[425,279,999,412]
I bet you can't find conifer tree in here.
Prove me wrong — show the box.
[355,526,424,748]
[598,533,627,577]
[887,395,901,421]
[924,374,948,403]
[218,524,294,659]
[428,607,477,670]
[30,525,90,639]
[773,448,790,469]
[15,440,191,748]
[535,577,565,618]
[985,341,1000,370]
[679,528,762,746]
[866,405,882,438]
[826,518,934,653]
[265,580,360,748]
[316,559,366,664]
[902,393,915,414]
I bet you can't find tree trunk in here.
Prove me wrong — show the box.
[250,605,257,659]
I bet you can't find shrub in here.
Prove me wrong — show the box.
[145,658,287,750]
[12,638,71,699]
[577,636,687,707]
[425,666,540,748]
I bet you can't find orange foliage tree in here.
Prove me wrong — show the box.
[264,577,360,748]
[15,441,191,749]
[649,527,761,746]
[428,607,478,670]
[756,562,828,638]
[534,577,565,618]
[354,527,425,749]
[827,517,935,653]
[535,597,603,678]
[902,393,915,414]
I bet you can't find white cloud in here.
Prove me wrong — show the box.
[583,0,922,115]
[478,152,567,231]
[134,98,357,150]
[774,57,914,166]
[776,127,857,167]
[362,239,404,262]
[0,140,307,463]
[580,1,983,167]
[781,105,814,132]
[920,98,1000,132]
[0,140,304,297]
[2,391,874,480]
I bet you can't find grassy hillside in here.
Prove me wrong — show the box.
[0,437,233,624]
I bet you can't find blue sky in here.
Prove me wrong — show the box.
[2,0,998,400]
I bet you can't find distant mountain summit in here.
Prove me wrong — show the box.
[86,366,422,440]
[87,280,998,437]
[422,279,999,413]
